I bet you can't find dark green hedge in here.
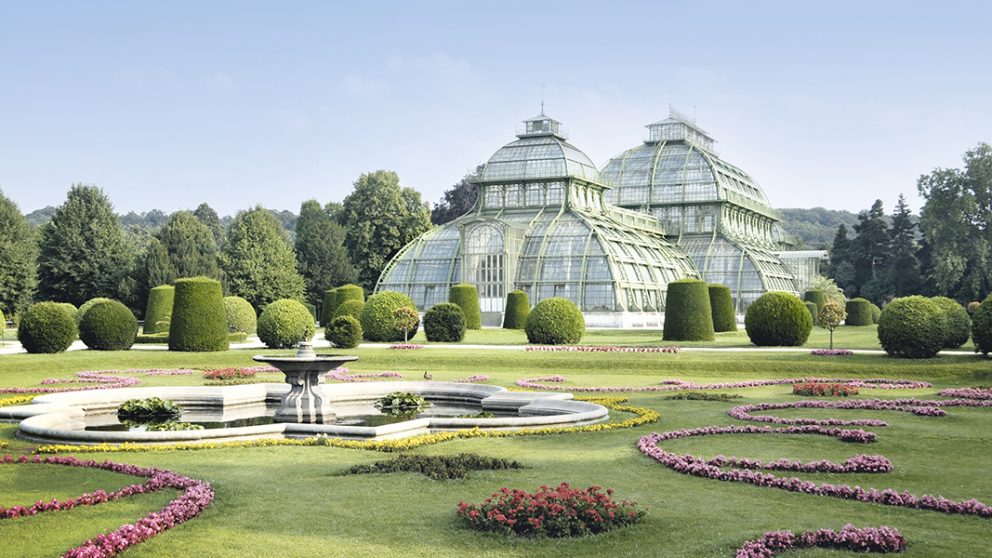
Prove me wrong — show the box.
[663,280,714,341]
[54,303,78,324]
[745,292,813,347]
[325,315,363,349]
[870,303,882,324]
[333,299,365,321]
[449,284,482,330]
[77,297,113,325]
[708,284,737,332]
[257,299,315,349]
[360,291,419,342]
[525,297,584,345]
[803,290,827,315]
[18,301,78,353]
[424,303,466,342]
[930,296,971,349]
[320,288,339,327]
[223,296,257,334]
[877,296,947,358]
[972,295,992,355]
[335,284,365,309]
[502,290,530,329]
[805,301,819,327]
[79,299,138,350]
[845,298,873,326]
[168,277,229,352]
[143,285,174,334]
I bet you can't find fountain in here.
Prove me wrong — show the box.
[252,342,357,424]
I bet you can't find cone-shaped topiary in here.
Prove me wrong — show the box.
[803,290,827,316]
[333,299,365,321]
[708,284,737,333]
[663,280,714,341]
[805,301,820,327]
[878,296,947,358]
[502,290,530,329]
[168,277,229,352]
[745,292,813,347]
[972,295,992,355]
[79,299,138,350]
[845,298,873,326]
[449,283,482,329]
[931,296,971,349]
[525,297,584,345]
[424,302,466,342]
[18,301,78,353]
[257,299,315,349]
[870,303,882,324]
[143,285,175,334]
[223,296,256,334]
[360,291,419,342]
[326,315,362,348]
[320,288,339,327]
[77,297,113,325]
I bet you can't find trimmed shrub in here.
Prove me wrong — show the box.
[805,301,819,327]
[325,315,363,349]
[525,297,584,345]
[333,299,366,321]
[845,298,873,326]
[877,296,947,359]
[0,307,4,338]
[223,296,257,334]
[304,302,317,323]
[54,302,78,322]
[168,277,229,352]
[335,284,365,310]
[143,285,174,334]
[973,295,992,355]
[803,290,827,315]
[77,297,113,325]
[320,288,339,327]
[708,284,737,333]
[870,303,882,324]
[449,283,482,330]
[931,296,971,349]
[424,302,466,342]
[663,280,714,341]
[257,299,315,349]
[18,301,78,353]
[360,291,419,342]
[967,301,981,315]
[745,292,813,347]
[502,290,530,329]
[79,299,138,350]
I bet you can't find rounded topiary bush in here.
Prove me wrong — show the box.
[804,301,820,327]
[708,284,737,333]
[870,303,882,324]
[320,288,339,327]
[449,283,482,330]
[745,292,813,347]
[502,290,530,329]
[18,301,78,353]
[845,298,873,326]
[143,285,174,334]
[333,299,365,321]
[803,290,827,315]
[54,302,78,322]
[525,297,584,345]
[424,302,466,342]
[360,291,420,342]
[663,280,714,341]
[77,297,113,325]
[930,296,971,349]
[257,299,315,349]
[223,296,257,334]
[168,277,229,352]
[79,300,138,350]
[877,296,947,359]
[325,315,362,349]
[972,295,992,355]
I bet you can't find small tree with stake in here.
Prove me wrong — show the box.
[393,306,419,343]
[818,302,847,350]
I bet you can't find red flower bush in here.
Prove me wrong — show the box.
[458,483,644,537]
[202,368,257,381]
[792,383,859,397]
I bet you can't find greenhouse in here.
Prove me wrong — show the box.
[376,114,699,327]
[601,110,813,311]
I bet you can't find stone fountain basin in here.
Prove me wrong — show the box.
[1,382,609,445]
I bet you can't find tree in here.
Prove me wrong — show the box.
[157,211,223,281]
[887,194,922,297]
[220,206,305,310]
[193,203,225,247]
[431,167,482,225]
[0,190,38,316]
[295,200,357,310]
[36,184,136,306]
[818,302,846,350]
[827,224,856,294]
[393,306,419,343]
[339,170,432,292]
[851,200,890,302]
[918,143,992,301]
[141,237,172,291]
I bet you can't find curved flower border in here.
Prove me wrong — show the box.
[736,525,906,557]
[525,345,681,353]
[516,375,932,393]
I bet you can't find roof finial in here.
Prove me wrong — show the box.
[540,83,546,115]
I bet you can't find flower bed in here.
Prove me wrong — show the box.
[938,387,992,400]
[389,344,424,350]
[736,525,906,557]
[792,383,859,397]
[809,349,854,356]
[457,483,644,537]
[325,368,402,382]
[452,375,490,383]
[344,453,523,480]
[2,369,199,395]
[525,345,680,353]
[516,376,931,393]
[0,454,213,557]
[203,368,257,381]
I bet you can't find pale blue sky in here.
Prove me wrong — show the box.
[1,1,990,215]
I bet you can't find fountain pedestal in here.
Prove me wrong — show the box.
[253,344,358,424]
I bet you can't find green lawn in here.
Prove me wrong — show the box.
[1,347,990,557]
